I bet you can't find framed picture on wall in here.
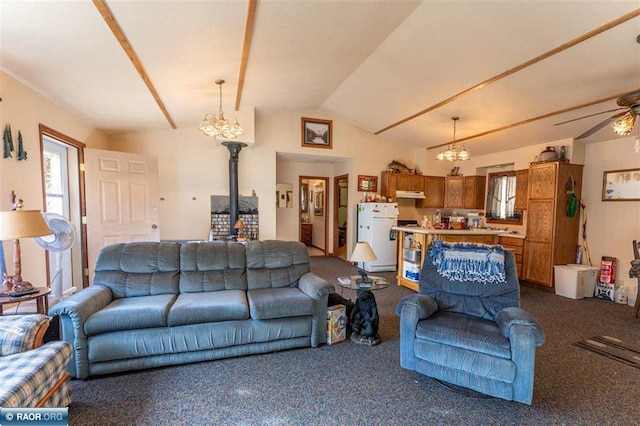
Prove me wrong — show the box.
[357,175,378,192]
[301,117,332,149]
[602,168,640,201]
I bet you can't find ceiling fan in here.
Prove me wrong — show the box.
[555,89,640,140]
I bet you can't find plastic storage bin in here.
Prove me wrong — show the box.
[554,264,599,299]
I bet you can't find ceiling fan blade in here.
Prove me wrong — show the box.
[575,110,629,140]
[554,107,626,126]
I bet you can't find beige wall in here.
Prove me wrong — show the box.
[0,72,108,286]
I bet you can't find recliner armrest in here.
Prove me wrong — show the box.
[298,272,335,300]
[396,294,438,320]
[495,307,545,346]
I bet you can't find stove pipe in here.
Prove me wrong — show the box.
[222,142,247,235]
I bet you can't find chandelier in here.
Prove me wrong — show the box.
[611,112,637,136]
[198,79,244,139]
[436,116,470,162]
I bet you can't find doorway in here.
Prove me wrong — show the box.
[39,125,87,292]
[333,174,348,261]
[299,176,329,256]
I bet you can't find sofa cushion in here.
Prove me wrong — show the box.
[179,242,247,292]
[0,314,49,356]
[93,242,181,298]
[167,290,249,326]
[247,287,315,320]
[245,240,310,289]
[415,311,511,359]
[84,294,176,335]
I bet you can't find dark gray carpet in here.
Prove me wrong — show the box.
[68,256,640,425]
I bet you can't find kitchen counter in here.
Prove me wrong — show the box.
[393,227,510,292]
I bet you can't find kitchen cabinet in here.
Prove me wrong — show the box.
[416,176,444,208]
[463,176,486,210]
[300,223,313,246]
[498,235,524,279]
[444,175,464,208]
[523,161,583,287]
[396,173,425,192]
[514,169,529,211]
[381,171,425,201]
[442,234,497,244]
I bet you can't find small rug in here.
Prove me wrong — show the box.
[574,336,640,369]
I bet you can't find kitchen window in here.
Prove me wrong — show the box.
[485,171,522,224]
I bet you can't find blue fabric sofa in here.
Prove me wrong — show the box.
[50,240,334,379]
[396,241,545,405]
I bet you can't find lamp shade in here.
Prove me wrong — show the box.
[0,210,52,240]
[234,219,246,229]
[349,242,377,263]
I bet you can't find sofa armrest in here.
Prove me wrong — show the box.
[298,272,335,300]
[495,307,545,346]
[395,294,438,320]
[48,285,113,379]
[0,315,50,356]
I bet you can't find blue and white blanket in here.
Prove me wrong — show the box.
[428,240,506,283]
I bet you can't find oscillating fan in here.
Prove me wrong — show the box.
[35,213,76,298]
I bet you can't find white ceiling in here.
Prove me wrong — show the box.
[1,1,639,157]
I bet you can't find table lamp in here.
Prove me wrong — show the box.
[234,219,247,242]
[0,210,52,292]
[349,242,377,286]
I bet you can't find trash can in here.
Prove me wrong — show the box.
[554,264,599,299]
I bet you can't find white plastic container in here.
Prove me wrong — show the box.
[402,261,420,282]
[554,264,599,299]
[626,281,638,307]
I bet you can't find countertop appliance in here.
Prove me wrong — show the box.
[357,202,398,272]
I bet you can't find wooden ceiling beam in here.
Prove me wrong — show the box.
[376,7,640,136]
[427,91,628,150]
[235,0,258,111]
[92,0,177,129]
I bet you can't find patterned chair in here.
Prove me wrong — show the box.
[396,241,545,405]
[0,314,72,407]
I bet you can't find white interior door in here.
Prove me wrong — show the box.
[85,148,160,282]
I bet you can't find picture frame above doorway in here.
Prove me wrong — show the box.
[301,117,332,149]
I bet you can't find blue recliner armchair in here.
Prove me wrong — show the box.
[396,241,545,405]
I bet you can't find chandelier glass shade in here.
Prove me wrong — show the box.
[198,79,244,139]
[611,112,637,136]
[436,116,470,162]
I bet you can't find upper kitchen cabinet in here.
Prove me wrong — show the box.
[523,161,583,287]
[514,169,529,211]
[416,176,444,208]
[444,175,464,208]
[380,171,398,201]
[396,173,425,192]
[463,176,486,210]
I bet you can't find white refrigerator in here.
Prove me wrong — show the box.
[357,203,399,272]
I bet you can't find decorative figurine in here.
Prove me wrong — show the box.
[16,131,27,160]
[3,124,14,158]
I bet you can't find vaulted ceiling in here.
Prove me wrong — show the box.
[2,1,639,157]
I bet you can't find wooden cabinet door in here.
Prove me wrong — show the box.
[529,163,557,199]
[444,175,464,208]
[396,174,412,191]
[463,176,486,209]
[524,240,552,286]
[515,169,529,211]
[411,174,425,191]
[417,176,444,208]
[526,200,554,242]
[380,172,397,201]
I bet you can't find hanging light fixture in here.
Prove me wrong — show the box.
[611,112,637,136]
[198,79,244,139]
[436,116,470,162]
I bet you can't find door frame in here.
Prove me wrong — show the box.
[333,174,348,260]
[38,124,89,288]
[299,175,329,255]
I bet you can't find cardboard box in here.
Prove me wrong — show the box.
[597,257,616,284]
[326,304,346,345]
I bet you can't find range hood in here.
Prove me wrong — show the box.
[396,190,425,199]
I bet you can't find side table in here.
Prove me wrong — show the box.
[337,276,388,346]
[0,287,51,315]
